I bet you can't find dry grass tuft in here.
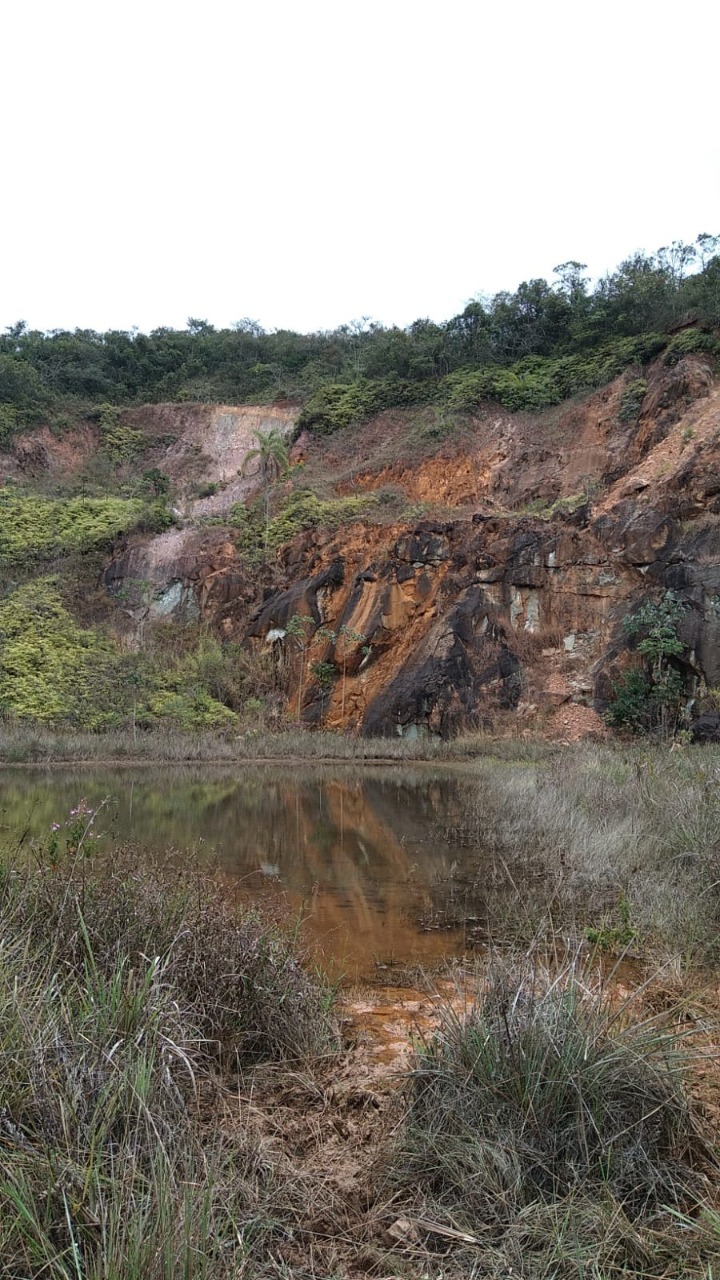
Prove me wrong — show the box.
[382,953,719,1278]
[0,848,338,1278]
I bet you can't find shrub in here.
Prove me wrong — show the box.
[0,580,119,726]
[0,588,254,732]
[618,377,647,422]
[442,335,667,415]
[0,846,337,1277]
[141,467,171,498]
[388,956,710,1264]
[297,379,386,434]
[233,488,375,556]
[607,592,687,737]
[95,403,146,462]
[663,327,719,366]
[606,667,656,733]
[147,688,237,730]
[0,492,146,565]
[0,403,19,449]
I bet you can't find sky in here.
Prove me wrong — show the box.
[2,0,718,336]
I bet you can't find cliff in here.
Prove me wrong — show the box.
[92,348,719,740]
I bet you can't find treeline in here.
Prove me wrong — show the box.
[1,234,718,441]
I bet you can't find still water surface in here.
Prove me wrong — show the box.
[0,765,491,978]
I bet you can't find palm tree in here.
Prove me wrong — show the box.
[243,427,289,556]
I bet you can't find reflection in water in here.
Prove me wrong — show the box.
[0,765,490,978]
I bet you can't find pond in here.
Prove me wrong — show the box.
[0,764,497,979]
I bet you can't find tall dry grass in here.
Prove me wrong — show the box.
[440,744,720,959]
[0,847,338,1278]
[383,953,719,1278]
[0,722,554,764]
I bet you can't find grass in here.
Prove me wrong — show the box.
[436,744,720,961]
[2,760,720,1276]
[383,953,719,1278]
[0,844,338,1278]
[0,721,555,764]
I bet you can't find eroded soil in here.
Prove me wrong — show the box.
[229,967,720,1278]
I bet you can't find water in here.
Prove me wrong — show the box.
[0,764,494,978]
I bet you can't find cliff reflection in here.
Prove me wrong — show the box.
[0,765,487,977]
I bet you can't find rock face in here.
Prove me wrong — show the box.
[105,353,720,738]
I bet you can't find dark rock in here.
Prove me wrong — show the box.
[691,713,720,744]
[250,558,345,635]
[594,503,676,565]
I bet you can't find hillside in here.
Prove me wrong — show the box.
[1,235,719,740]
[1,338,718,742]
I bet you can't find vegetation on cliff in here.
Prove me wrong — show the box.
[0,582,256,730]
[0,492,152,566]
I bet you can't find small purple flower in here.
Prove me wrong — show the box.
[51,823,60,832]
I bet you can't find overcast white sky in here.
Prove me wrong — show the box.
[2,0,718,335]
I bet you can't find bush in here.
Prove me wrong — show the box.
[233,488,376,556]
[0,587,256,732]
[95,403,146,462]
[663,327,719,366]
[607,593,687,737]
[618,377,647,422]
[387,956,710,1270]
[606,667,656,732]
[297,379,386,435]
[441,335,667,415]
[0,580,120,726]
[141,467,171,498]
[0,846,337,1277]
[0,492,146,565]
[147,688,237,730]
[0,403,19,449]
[5,843,337,1064]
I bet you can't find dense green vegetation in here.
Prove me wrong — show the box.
[1,235,717,442]
[0,582,118,726]
[0,492,150,565]
[0,580,266,730]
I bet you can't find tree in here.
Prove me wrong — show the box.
[607,592,687,738]
[141,468,171,499]
[186,318,215,335]
[243,427,290,556]
[695,233,720,269]
[285,614,314,721]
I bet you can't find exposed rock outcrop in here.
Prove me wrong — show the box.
[104,354,720,738]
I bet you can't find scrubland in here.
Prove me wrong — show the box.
[2,744,720,1277]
